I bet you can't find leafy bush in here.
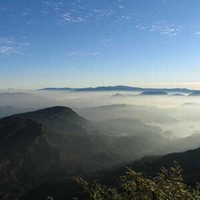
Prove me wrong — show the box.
[74,162,200,200]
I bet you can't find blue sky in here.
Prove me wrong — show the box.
[1,0,200,89]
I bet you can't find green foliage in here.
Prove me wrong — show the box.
[46,196,54,200]
[74,162,200,200]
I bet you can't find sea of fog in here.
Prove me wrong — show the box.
[1,90,200,138]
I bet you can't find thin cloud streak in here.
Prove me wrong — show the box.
[0,38,30,56]
[66,51,100,57]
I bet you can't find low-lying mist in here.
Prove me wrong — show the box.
[1,89,200,200]
[1,89,200,140]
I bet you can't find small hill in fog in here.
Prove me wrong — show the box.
[172,93,185,96]
[189,91,200,96]
[139,91,168,95]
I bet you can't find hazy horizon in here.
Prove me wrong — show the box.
[1,88,200,139]
[1,82,200,91]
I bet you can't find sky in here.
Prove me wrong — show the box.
[1,0,200,89]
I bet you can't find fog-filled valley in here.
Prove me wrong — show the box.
[1,88,200,199]
[1,89,200,138]
[1,89,200,156]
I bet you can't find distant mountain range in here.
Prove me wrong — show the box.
[40,85,197,93]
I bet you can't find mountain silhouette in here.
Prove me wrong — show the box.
[0,107,118,199]
[14,106,88,134]
[139,91,167,95]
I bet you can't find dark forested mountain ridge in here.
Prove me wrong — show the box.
[13,106,88,134]
[0,108,117,199]
[0,106,200,199]
[101,147,200,186]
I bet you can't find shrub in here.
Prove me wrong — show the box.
[74,162,200,200]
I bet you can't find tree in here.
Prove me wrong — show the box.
[74,162,200,200]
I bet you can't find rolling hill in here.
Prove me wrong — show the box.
[139,91,168,95]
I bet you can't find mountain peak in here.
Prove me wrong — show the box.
[14,106,79,119]
[13,106,87,134]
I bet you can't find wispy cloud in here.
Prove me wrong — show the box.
[0,46,18,55]
[62,8,113,24]
[41,0,114,25]
[121,15,132,20]
[3,0,200,39]
[190,24,200,36]
[149,22,184,36]
[91,9,113,21]
[61,12,85,24]
[0,38,30,55]
[194,31,200,35]
[66,51,100,57]
[134,20,185,37]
